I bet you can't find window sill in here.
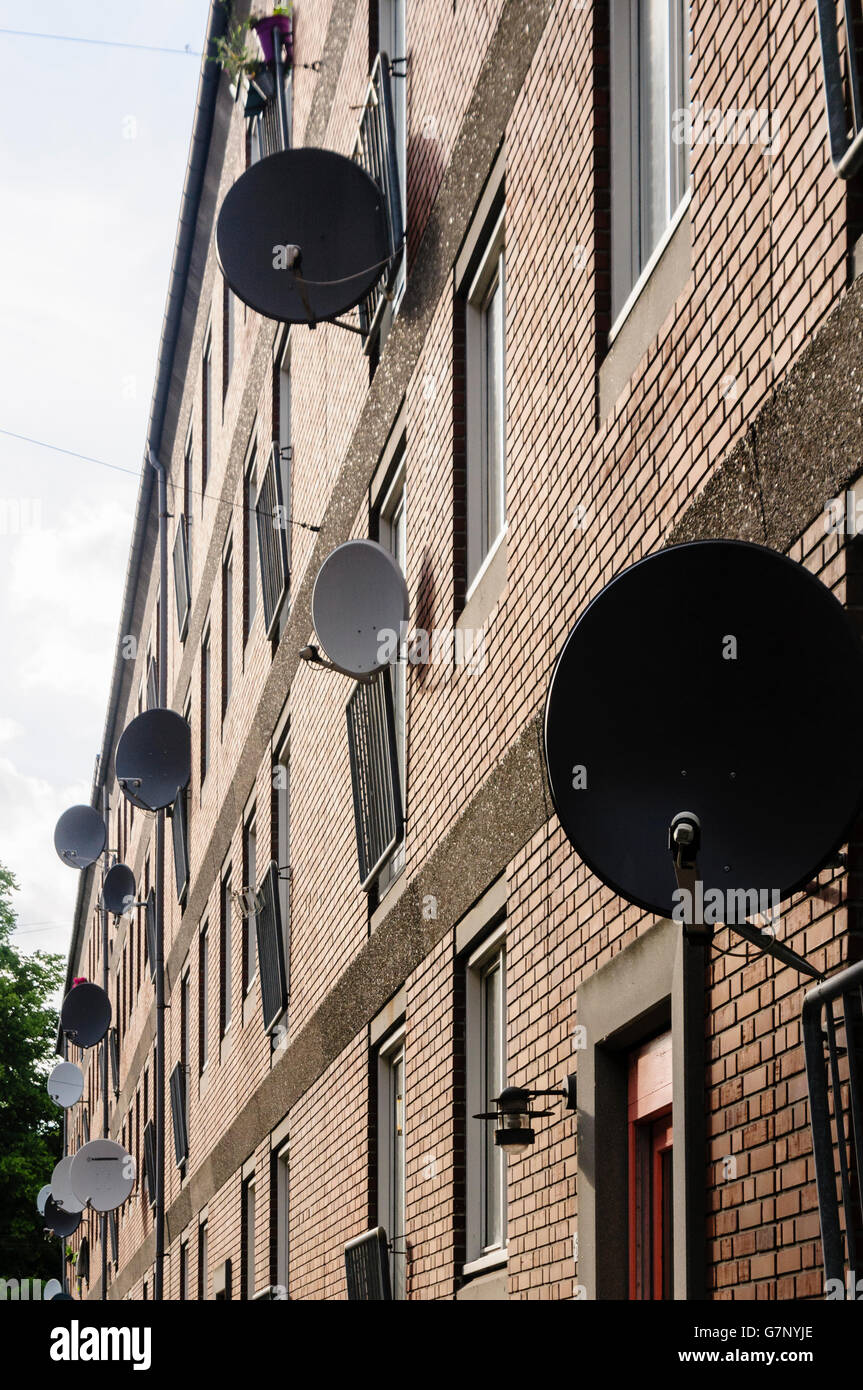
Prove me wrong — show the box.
[462,1247,508,1278]
[600,196,692,423]
[608,189,691,346]
[199,1064,210,1099]
[220,1025,233,1066]
[460,527,507,637]
[242,984,257,1028]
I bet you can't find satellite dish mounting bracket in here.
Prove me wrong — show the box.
[668,811,823,980]
[669,811,709,943]
[299,644,377,683]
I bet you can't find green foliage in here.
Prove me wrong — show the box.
[0,864,65,1281]
[210,16,258,84]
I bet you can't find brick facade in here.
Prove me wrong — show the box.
[61,0,863,1301]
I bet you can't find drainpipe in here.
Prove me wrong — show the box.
[147,446,169,1301]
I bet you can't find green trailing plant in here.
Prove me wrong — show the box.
[210,17,258,84]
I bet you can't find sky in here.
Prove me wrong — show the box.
[0,0,211,962]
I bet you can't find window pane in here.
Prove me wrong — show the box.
[638,0,670,265]
[483,957,503,1249]
[247,467,257,628]
[391,1050,406,1298]
[246,1182,256,1297]
[245,822,257,984]
[222,878,232,1032]
[482,264,505,555]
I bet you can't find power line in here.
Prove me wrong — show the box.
[0,427,320,531]
[0,28,201,58]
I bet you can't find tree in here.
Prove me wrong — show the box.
[0,864,65,1281]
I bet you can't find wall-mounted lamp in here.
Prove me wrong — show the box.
[474,1075,577,1155]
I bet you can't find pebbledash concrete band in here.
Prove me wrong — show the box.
[42,0,863,1302]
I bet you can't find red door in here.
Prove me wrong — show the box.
[628,1030,673,1300]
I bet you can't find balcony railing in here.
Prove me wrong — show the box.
[352,54,405,347]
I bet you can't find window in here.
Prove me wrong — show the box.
[223,280,234,398]
[179,1241,188,1301]
[202,328,212,498]
[181,969,191,1145]
[274,1145,289,1291]
[276,341,292,639]
[243,814,257,991]
[221,869,233,1036]
[378,0,406,306]
[377,453,406,894]
[201,626,211,782]
[610,0,689,323]
[198,1220,208,1300]
[199,924,210,1073]
[222,544,233,713]
[275,740,291,986]
[628,1030,673,1300]
[465,214,505,592]
[243,1176,256,1299]
[183,424,193,536]
[466,928,506,1264]
[377,1028,406,1298]
[245,445,258,639]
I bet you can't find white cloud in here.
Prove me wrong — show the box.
[7,499,132,703]
[0,754,82,962]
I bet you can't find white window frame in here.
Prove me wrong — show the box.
[377,1024,406,1298]
[277,336,292,639]
[275,733,291,1005]
[244,811,258,993]
[245,434,258,640]
[465,921,507,1270]
[465,210,506,597]
[610,0,690,333]
[244,1175,256,1298]
[378,0,407,315]
[275,1142,290,1291]
[377,450,407,896]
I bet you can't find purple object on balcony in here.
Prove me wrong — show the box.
[253,14,293,66]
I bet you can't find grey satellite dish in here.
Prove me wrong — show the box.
[43,1279,62,1300]
[216,148,391,325]
[115,708,191,812]
[60,981,112,1048]
[70,1139,135,1212]
[47,1061,84,1109]
[37,1184,52,1215]
[53,805,106,869]
[43,1197,80,1238]
[50,1156,84,1213]
[102,862,137,917]
[312,540,409,678]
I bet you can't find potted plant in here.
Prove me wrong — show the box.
[210,17,260,98]
[253,6,294,66]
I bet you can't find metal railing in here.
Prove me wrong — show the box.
[816,0,863,176]
[345,670,403,890]
[352,53,405,346]
[803,957,863,1285]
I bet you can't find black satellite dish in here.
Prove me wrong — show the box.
[43,1196,81,1238]
[51,1292,75,1301]
[102,862,137,917]
[115,708,191,813]
[544,540,863,931]
[53,805,106,870]
[60,981,112,1048]
[216,148,391,325]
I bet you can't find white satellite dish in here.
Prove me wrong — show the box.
[47,1061,84,1109]
[43,1279,62,1300]
[50,1156,84,1213]
[36,1184,52,1215]
[70,1139,135,1212]
[311,539,409,678]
